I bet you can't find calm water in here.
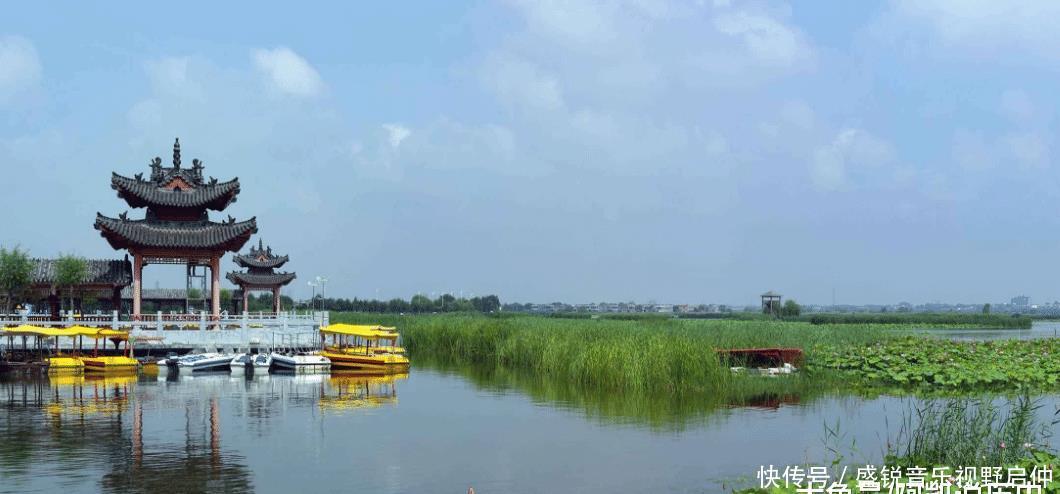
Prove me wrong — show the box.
[0,364,1057,494]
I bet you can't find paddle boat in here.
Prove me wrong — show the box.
[319,324,410,373]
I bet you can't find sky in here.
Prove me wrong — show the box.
[3,1,1060,306]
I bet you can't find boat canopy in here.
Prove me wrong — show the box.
[67,326,130,340]
[2,325,80,337]
[321,323,398,340]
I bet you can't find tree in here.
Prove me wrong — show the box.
[220,288,232,309]
[780,299,802,317]
[410,294,432,313]
[54,254,88,313]
[0,246,33,313]
[982,303,991,314]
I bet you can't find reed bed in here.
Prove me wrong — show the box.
[331,312,894,396]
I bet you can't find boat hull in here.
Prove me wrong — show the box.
[270,353,331,371]
[48,357,85,370]
[81,356,139,371]
[321,350,409,373]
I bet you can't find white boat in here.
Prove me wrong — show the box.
[177,353,233,371]
[230,353,253,370]
[251,353,272,369]
[270,352,331,372]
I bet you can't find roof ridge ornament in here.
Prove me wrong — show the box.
[172,138,181,169]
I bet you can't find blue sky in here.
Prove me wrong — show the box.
[3,1,1060,306]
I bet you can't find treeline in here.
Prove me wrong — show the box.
[799,313,1032,328]
[317,294,501,314]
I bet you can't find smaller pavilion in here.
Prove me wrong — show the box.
[226,239,296,313]
[761,291,782,316]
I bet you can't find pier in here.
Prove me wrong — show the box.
[1,310,328,355]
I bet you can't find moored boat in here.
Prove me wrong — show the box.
[319,324,410,373]
[177,353,233,371]
[270,352,331,371]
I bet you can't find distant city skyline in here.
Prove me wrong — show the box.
[6,3,1060,304]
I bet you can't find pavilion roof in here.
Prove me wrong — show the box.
[112,173,240,210]
[31,258,132,287]
[110,138,241,211]
[232,238,290,269]
[94,213,257,251]
[226,271,297,287]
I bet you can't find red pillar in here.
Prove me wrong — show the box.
[242,289,249,314]
[273,287,281,313]
[132,252,143,320]
[210,255,221,321]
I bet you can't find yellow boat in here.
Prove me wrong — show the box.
[320,324,410,373]
[47,356,85,370]
[71,327,140,372]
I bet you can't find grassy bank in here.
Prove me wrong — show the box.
[799,312,1032,328]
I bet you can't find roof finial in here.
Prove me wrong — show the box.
[173,138,181,168]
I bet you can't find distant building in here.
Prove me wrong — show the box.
[1011,295,1030,307]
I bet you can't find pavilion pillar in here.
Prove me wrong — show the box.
[210,255,221,321]
[273,287,281,313]
[111,287,122,314]
[242,289,249,314]
[132,252,143,320]
[48,291,60,321]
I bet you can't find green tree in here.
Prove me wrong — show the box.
[780,299,802,317]
[982,303,991,314]
[0,246,33,313]
[410,294,432,313]
[54,254,88,312]
[220,288,232,308]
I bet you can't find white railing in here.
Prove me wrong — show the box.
[1,310,329,351]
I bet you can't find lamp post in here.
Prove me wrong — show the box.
[308,280,318,314]
[315,276,328,312]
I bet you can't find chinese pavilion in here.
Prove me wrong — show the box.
[94,138,257,320]
[226,239,296,313]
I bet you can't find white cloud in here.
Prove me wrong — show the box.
[252,47,324,97]
[714,12,813,67]
[382,124,411,148]
[811,128,895,190]
[891,1,1060,60]
[0,35,41,103]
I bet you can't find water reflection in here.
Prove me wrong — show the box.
[416,356,842,431]
[0,370,404,493]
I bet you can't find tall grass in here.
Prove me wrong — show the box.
[889,396,1057,467]
[331,312,894,396]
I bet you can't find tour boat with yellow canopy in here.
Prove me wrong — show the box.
[319,324,410,372]
[1,325,86,370]
[70,326,139,371]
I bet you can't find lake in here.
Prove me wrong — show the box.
[1,362,1057,493]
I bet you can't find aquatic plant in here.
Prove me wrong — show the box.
[812,337,1060,389]
[800,313,1031,329]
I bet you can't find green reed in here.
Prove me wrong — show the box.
[888,395,1057,467]
[331,312,895,396]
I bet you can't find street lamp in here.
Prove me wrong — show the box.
[308,280,318,313]
[315,276,328,312]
